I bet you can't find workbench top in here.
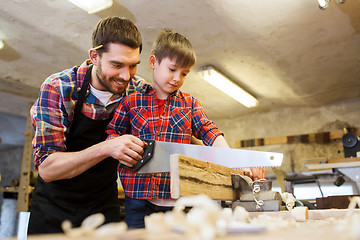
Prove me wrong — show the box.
[6,209,360,240]
[9,223,350,240]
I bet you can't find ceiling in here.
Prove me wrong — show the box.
[0,0,360,121]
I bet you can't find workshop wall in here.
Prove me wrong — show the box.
[216,97,360,145]
[214,97,360,174]
[0,146,23,218]
[0,146,23,187]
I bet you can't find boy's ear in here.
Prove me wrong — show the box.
[149,55,156,69]
[89,48,98,66]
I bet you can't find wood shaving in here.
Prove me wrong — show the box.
[281,192,296,210]
[62,213,127,237]
[147,194,262,240]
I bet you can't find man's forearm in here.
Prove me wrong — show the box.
[38,141,109,182]
[38,135,145,182]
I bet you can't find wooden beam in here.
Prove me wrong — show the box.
[170,154,244,201]
[17,112,34,212]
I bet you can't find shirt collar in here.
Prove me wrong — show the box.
[142,83,181,99]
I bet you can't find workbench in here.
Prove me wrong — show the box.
[6,209,360,240]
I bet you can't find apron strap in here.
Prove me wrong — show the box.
[74,65,93,114]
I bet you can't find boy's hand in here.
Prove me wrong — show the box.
[242,167,266,181]
[250,167,266,181]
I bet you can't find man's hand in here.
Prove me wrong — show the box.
[106,134,146,167]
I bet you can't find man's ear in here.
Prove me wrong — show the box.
[149,55,156,70]
[89,49,98,66]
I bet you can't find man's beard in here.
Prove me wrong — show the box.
[96,61,130,95]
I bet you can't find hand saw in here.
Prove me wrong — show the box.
[123,140,283,173]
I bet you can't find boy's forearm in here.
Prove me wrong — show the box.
[211,136,266,180]
[211,135,230,148]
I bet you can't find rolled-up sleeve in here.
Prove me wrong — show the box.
[31,76,72,169]
[191,97,223,146]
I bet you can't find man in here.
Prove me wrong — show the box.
[28,17,146,234]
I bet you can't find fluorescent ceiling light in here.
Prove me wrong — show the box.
[67,0,113,14]
[200,66,258,108]
[318,0,330,9]
[0,40,4,50]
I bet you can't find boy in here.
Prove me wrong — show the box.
[107,29,238,228]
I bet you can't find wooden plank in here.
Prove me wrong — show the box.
[308,133,316,143]
[255,138,264,146]
[316,195,360,209]
[302,157,360,165]
[329,130,344,140]
[307,161,360,170]
[263,136,288,145]
[17,112,34,212]
[328,157,360,163]
[0,186,18,193]
[357,128,360,136]
[237,128,358,148]
[170,154,244,201]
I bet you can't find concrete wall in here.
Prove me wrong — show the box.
[215,98,360,146]
[213,97,360,174]
[0,146,24,186]
[0,146,23,237]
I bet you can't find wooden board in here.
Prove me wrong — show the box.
[307,158,360,170]
[170,154,244,200]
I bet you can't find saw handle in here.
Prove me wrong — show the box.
[122,139,155,172]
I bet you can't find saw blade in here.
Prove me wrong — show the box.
[124,140,283,173]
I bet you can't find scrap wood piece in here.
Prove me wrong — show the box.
[170,154,244,201]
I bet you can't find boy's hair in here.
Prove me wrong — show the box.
[92,17,142,55]
[151,29,196,68]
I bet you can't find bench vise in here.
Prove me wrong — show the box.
[231,174,282,212]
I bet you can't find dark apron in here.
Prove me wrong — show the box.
[28,66,120,234]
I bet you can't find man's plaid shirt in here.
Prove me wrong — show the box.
[106,83,223,199]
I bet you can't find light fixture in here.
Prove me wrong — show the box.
[318,0,330,9]
[0,40,4,50]
[199,66,258,108]
[318,0,345,9]
[67,0,113,14]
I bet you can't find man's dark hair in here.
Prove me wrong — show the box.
[92,17,142,55]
